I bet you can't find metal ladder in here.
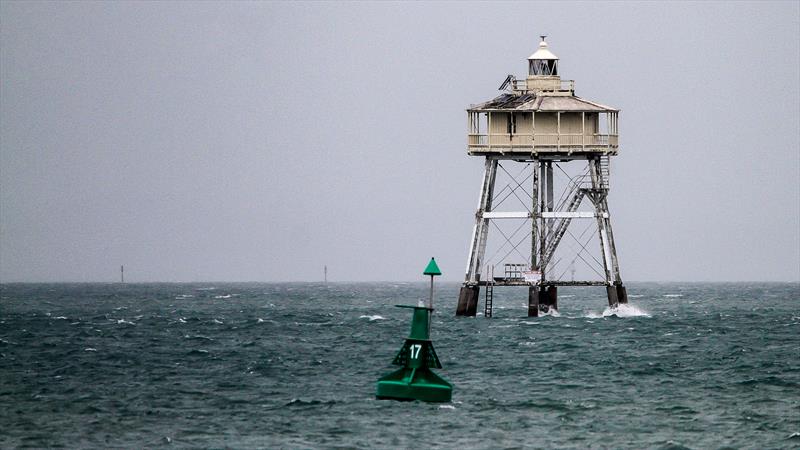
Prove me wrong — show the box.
[541,187,585,268]
[484,265,494,318]
[599,155,611,190]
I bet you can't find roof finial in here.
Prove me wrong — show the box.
[540,35,547,42]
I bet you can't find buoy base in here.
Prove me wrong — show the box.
[376,367,453,403]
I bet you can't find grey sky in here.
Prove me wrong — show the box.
[1,1,798,282]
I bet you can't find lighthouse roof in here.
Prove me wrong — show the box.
[468,93,618,113]
[528,38,558,60]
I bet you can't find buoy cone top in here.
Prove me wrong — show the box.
[423,257,442,276]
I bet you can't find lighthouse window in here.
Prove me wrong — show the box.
[530,59,558,76]
[507,113,517,134]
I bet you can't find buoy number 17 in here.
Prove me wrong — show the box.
[409,344,422,359]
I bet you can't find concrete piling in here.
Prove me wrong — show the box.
[528,286,540,317]
[606,285,619,307]
[616,284,628,304]
[456,285,479,317]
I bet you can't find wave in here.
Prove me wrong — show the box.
[284,398,337,408]
[663,294,683,298]
[359,315,387,321]
[586,304,651,318]
[539,308,561,318]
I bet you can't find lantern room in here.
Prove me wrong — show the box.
[467,37,619,156]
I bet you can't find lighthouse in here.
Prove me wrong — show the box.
[456,36,628,317]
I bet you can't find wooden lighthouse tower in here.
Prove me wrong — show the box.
[456,36,628,317]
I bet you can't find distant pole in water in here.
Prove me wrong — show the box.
[324,265,328,283]
[120,265,124,283]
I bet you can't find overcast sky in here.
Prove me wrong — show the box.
[1,1,798,282]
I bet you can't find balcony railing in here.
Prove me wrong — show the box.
[468,133,618,151]
[511,78,575,93]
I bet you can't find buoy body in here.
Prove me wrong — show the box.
[376,306,452,402]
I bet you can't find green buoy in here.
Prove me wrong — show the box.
[376,258,453,403]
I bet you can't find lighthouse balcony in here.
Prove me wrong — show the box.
[468,133,618,155]
[511,78,575,95]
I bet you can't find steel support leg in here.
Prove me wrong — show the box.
[547,285,558,311]
[456,285,479,317]
[458,158,497,317]
[528,286,539,317]
[606,285,619,307]
[536,285,558,313]
[616,284,628,304]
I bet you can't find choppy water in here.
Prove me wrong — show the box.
[1,282,798,448]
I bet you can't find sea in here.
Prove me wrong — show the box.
[1,282,798,449]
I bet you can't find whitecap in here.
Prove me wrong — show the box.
[602,304,651,318]
[195,287,216,291]
[359,315,386,321]
[117,319,135,325]
[294,321,330,326]
[54,316,68,320]
[539,309,561,318]
[663,294,683,298]
[84,348,97,352]
[213,319,223,324]
[214,294,232,299]
[439,404,456,410]
[257,318,265,323]
[178,318,187,323]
